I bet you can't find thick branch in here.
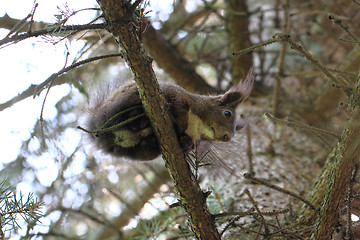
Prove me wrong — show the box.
[95,1,220,239]
[143,25,217,94]
[296,108,360,238]
[312,111,360,239]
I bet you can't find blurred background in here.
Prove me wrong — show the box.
[0,0,359,239]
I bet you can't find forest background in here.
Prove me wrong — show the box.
[0,0,360,239]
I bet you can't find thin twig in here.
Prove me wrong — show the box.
[0,23,106,48]
[274,210,287,239]
[184,146,211,181]
[60,207,121,234]
[39,73,56,146]
[327,68,358,78]
[254,220,264,240]
[56,7,101,26]
[105,188,139,215]
[312,132,334,149]
[37,53,123,144]
[233,33,352,92]
[34,53,124,96]
[27,2,39,33]
[339,38,360,44]
[214,208,289,219]
[244,173,318,212]
[267,221,304,239]
[77,112,145,134]
[238,224,266,237]
[353,0,360,6]
[246,124,254,176]
[211,187,225,213]
[232,38,277,56]
[273,33,351,90]
[220,214,242,236]
[5,13,32,38]
[100,104,142,129]
[329,15,360,47]
[265,112,340,138]
[5,2,38,38]
[39,50,71,140]
[245,189,270,235]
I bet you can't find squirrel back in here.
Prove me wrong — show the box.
[82,69,254,161]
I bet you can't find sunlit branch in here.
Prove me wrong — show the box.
[0,23,107,48]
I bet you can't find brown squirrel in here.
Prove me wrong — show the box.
[80,69,254,161]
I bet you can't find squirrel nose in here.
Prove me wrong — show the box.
[223,134,230,142]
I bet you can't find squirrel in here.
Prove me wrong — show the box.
[80,69,254,161]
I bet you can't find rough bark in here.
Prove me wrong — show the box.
[296,108,360,239]
[95,1,221,239]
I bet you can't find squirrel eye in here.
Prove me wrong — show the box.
[223,110,232,119]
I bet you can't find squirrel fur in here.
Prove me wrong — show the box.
[82,69,254,161]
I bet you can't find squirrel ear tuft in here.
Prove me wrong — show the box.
[218,92,243,107]
[218,68,255,107]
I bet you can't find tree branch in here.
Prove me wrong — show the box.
[310,110,360,240]
[143,25,217,94]
[0,53,123,111]
[234,33,352,93]
[0,23,106,48]
[295,105,360,239]
[1,13,216,95]
[95,0,221,239]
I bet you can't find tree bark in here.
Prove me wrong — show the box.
[296,107,360,239]
[95,1,221,239]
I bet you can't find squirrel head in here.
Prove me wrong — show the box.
[185,69,254,144]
